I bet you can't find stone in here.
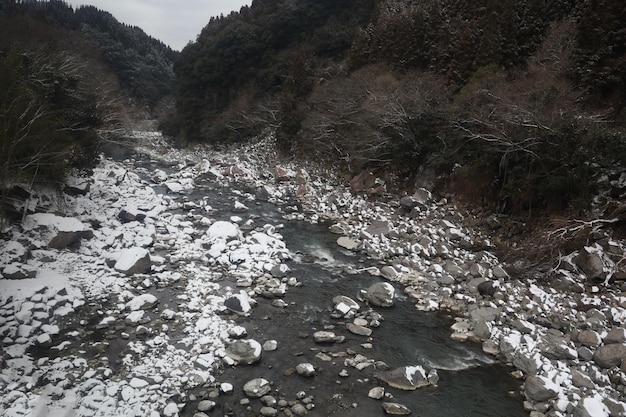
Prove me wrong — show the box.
[225,339,263,365]
[296,363,316,377]
[114,247,152,275]
[378,366,434,390]
[291,403,308,416]
[243,378,271,398]
[382,402,412,415]
[412,188,432,204]
[594,343,626,368]
[524,376,558,402]
[368,386,385,399]
[263,340,278,351]
[333,295,360,314]
[224,292,252,315]
[604,328,626,344]
[571,370,595,389]
[313,331,337,343]
[337,236,359,250]
[365,282,395,307]
[477,280,496,296]
[350,170,377,193]
[260,407,278,417]
[197,400,216,412]
[577,330,602,347]
[270,263,290,278]
[346,323,372,337]
[381,265,399,280]
[576,244,606,279]
[367,220,392,236]
[573,396,610,417]
[126,294,158,311]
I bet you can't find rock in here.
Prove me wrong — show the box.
[381,266,399,280]
[412,188,432,204]
[260,406,278,417]
[492,264,510,279]
[382,402,412,415]
[571,370,596,389]
[337,236,359,250]
[224,292,252,315]
[350,170,377,193]
[163,403,179,416]
[225,339,263,365]
[243,378,271,398]
[313,331,338,343]
[524,376,558,402]
[333,295,360,314]
[399,196,419,211]
[263,340,278,351]
[197,400,216,412]
[126,294,158,311]
[604,328,626,344]
[270,263,290,278]
[594,343,626,368]
[347,323,372,337]
[477,280,496,296]
[576,244,606,279]
[573,395,610,417]
[367,220,392,236]
[114,247,152,275]
[296,363,316,377]
[207,221,241,242]
[366,282,395,307]
[274,167,296,182]
[368,386,385,399]
[64,177,90,196]
[378,366,434,390]
[291,403,308,416]
[577,330,602,347]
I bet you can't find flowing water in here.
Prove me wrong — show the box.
[93,149,527,416]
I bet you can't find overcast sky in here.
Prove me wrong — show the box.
[65,1,252,51]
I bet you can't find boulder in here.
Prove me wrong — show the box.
[337,236,359,250]
[573,396,610,417]
[114,247,152,275]
[594,343,626,368]
[382,402,412,415]
[313,331,338,344]
[243,378,271,398]
[577,330,602,348]
[604,328,626,344]
[366,282,395,307]
[576,244,606,280]
[378,366,435,390]
[412,188,432,204]
[524,375,558,402]
[225,339,262,365]
[350,170,377,193]
[346,323,372,337]
[224,292,252,315]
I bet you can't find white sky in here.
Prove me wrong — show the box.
[65,1,252,51]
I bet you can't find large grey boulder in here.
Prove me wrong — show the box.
[366,282,396,307]
[114,247,152,275]
[593,343,626,368]
[576,244,606,279]
[524,376,558,402]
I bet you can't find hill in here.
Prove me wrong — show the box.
[170,0,625,218]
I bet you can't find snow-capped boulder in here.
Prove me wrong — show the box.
[365,282,395,307]
[114,247,152,275]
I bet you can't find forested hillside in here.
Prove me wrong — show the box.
[0,0,176,220]
[171,0,626,216]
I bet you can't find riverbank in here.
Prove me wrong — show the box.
[1,131,625,417]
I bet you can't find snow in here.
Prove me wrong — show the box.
[405,365,426,384]
[23,213,85,233]
[114,247,149,271]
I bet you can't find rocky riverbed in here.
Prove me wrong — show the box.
[1,131,626,417]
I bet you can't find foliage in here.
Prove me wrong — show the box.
[0,0,176,111]
[0,46,103,190]
[172,0,378,143]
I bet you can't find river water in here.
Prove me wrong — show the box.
[99,148,528,416]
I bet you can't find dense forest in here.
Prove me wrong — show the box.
[0,0,176,219]
[165,0,626,216]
